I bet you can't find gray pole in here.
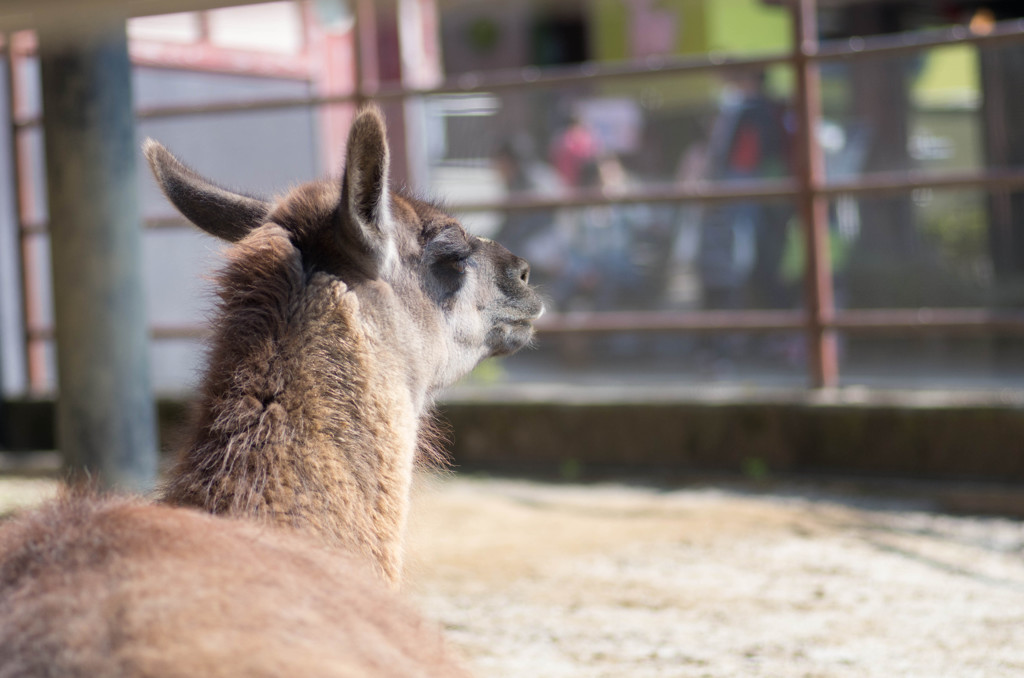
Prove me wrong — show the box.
[38,13,157,492]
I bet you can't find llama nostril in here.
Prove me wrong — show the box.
[516,260,530,285]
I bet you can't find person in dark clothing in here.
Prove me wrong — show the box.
[698,68,794,313]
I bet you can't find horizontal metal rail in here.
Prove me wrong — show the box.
[26,324,210,341]
[535,310,1024,336]
[814,17,1024,61]
[8,50,793,127]
[23,308,1024,342]
[452,179,798,213]
[16,180,797,236]
[829,309,1024,334]
[816,168,1024,198]
[20,215,208,235]
[9,18,1024,128]
[536,310,806,334]
[452,167,1024,213]
[17,166,1024,237]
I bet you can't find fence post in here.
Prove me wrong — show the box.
[791,0,839,388]
[4,37,46,394]
[37,12,157,491]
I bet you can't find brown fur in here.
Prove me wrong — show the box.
[0,107,542,676]
[161,222,419,581]
[0,491,467,678]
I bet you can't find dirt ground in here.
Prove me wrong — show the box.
[3,473,1024,677]
[404,475,1024,678]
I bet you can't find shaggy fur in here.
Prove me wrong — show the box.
[161,223,420,581]
[0,107,542,676]
[0,492,468,678]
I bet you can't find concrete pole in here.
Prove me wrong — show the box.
[38,13,157,491]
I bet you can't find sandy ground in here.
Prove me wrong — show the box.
[3,473,1024,677]
[404,475,1024,678]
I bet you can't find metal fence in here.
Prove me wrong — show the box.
[7,0,1024,392]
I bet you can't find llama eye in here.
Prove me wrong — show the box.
[424,233,472,286]
[429,252,470,293]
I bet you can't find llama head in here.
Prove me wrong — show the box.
[144,107,543,395]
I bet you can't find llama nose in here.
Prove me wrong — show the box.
[512,257,530,285]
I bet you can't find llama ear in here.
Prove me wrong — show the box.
[144,139,270,242]
[337,106,394,276]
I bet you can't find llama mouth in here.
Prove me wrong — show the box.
[487,319,536,356]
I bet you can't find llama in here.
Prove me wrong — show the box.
[152,105,541,584]
[0,106,542,676]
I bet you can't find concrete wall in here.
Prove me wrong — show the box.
[440,395,1024,482]
[5,388,1024,483]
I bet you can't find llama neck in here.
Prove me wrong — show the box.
[161,249,424,586]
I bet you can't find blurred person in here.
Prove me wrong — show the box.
[492,133,567,293]
[494,133,562,196]
[553,154,658,313]
[694,69,795,365]
[706,69,791,182]
[550,113,599,188]
[703,69,794,312]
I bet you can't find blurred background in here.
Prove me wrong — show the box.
[3,0,1024,398]
[3,0,1024,484]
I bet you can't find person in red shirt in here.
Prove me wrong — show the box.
[551,114,599,188]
